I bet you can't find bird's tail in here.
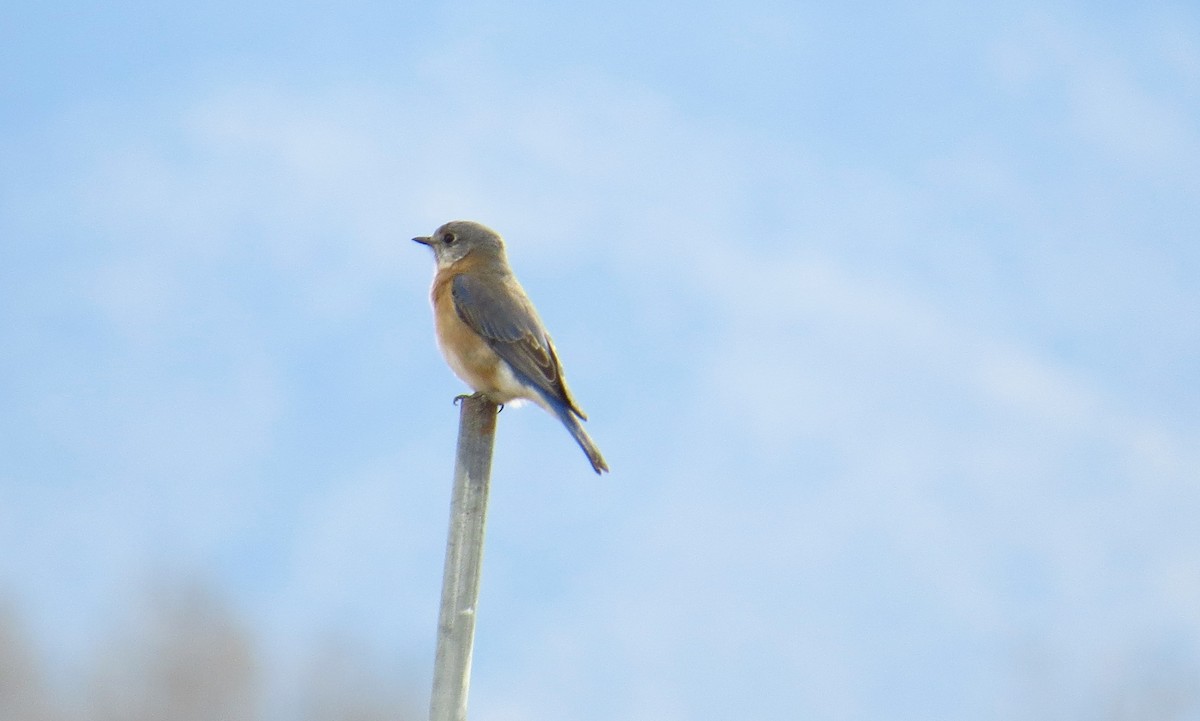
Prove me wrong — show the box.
[556,406,610,475]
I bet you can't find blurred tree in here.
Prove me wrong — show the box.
[2,587,421,721]
[299,639,419,721]
[0,605,59,721]
[86,584,258,721]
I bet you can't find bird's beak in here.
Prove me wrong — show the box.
[412,236,433,246]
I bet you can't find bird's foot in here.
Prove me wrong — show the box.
[453,392,503,412]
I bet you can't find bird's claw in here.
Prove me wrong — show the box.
[453,392,501,412]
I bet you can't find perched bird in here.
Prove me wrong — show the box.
[413,220,609,474]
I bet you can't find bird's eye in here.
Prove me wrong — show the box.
[444,232,457,245]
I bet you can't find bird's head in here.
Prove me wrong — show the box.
[412,220,508,270]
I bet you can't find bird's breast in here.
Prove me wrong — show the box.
[430,271,527,402]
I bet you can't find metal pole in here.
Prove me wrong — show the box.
[430,395,498,721]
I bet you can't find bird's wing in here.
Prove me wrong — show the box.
[451,273,586,419]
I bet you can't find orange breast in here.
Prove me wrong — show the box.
[431,270,506,395]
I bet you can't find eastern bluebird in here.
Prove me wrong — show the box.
[413,220,610,474]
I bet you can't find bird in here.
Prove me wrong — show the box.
[413,220,609,474]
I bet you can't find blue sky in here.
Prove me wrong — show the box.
[3,1,1199,719]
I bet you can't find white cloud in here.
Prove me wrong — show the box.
[988,12,1200,182]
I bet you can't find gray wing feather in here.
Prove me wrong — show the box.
[452,274,583,417]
